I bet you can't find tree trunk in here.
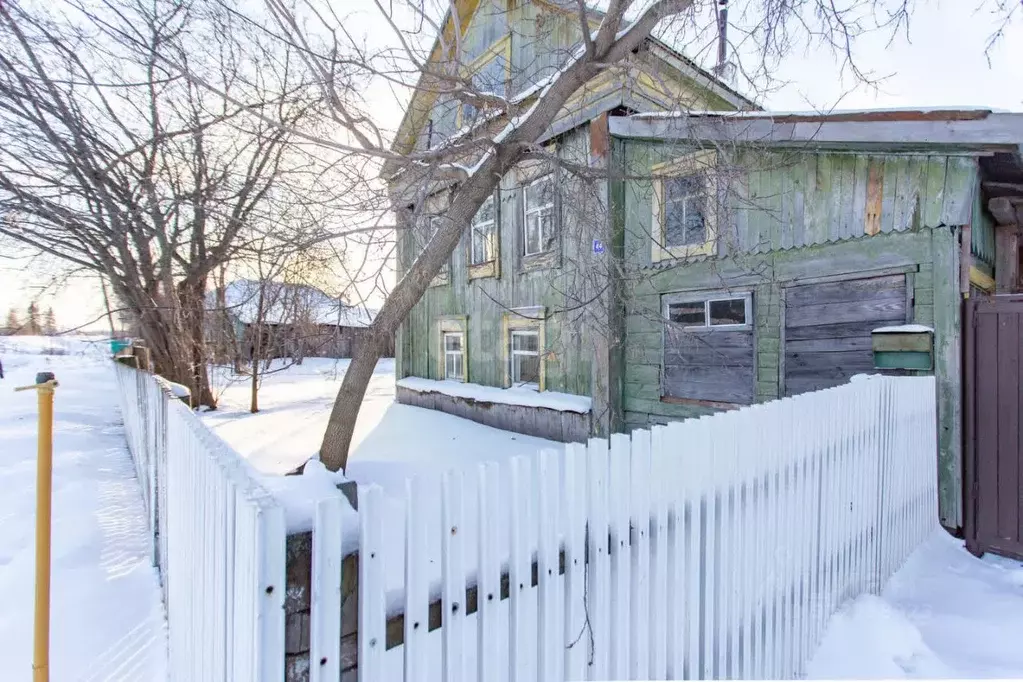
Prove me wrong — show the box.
[318,336,383,466]
[177,277,217,409]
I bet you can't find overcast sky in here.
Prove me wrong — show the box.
[2,0,1020,333]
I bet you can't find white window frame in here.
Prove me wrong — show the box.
[470,195,497,266]
[523,174,556,257]
[662,291,753,331]
[443,331,465,381]
[509,329,540,389]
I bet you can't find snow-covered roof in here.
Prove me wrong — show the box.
[214,280,377,328]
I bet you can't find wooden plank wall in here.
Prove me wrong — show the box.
[621,143,977,269]
[782,274,908,395]
[662,328,755,404]
[621,229,937,431]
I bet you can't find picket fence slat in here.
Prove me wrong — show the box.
[359,485,386,681]
[587,437,611,679]
[609,433,632,680]
[311,496,344,682]
[441,472,466,682]
[509,457,530,682]
[477,463,501,682]
[562,443,587,681]
[629,429,652,681]
[649,426,669,680]
[405,476,430,682]
[537,449,561,682]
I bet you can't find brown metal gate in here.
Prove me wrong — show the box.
[965,295,1023,559]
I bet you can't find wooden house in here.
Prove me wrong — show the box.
[387,0,1023,541]
[389,0,754,441]
[213,280,391,362]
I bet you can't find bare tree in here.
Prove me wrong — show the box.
[135,0,1019,468]
[0,0,342,405]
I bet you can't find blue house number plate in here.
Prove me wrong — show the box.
[592,239,605,254]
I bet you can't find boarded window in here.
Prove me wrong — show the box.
[661,292,755,405]
[783,274,908,396]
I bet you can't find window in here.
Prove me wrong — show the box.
[666,294,751,330]
[416,212,450,286]
[652,150,718,263]
[443,332,465,381]
[470,195,497,265]
[460,49,508,127]
[509,330,540,388]
[523,174,556,256]
[663,176,706,247]
[661,291,755,406]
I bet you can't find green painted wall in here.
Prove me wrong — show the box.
[616,139,977,529]
[396,126,604,397]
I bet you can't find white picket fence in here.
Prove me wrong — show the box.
[309,374,938,681]
[114,363,287,681]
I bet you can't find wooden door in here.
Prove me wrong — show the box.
[782,274,909,396]
[965,296,1023,559]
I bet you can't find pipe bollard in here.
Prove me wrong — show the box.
[15,372,58,682]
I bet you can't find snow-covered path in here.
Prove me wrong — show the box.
[0,348,167,681]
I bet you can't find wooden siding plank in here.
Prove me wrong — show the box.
[784,299,906,328]
[789,154,807,249]
[851,155,869,238]
[941,156,977,226]
[784,274,906,307]
[921,156,948,228]
[996,312,1019,542]
[976,311,999,541]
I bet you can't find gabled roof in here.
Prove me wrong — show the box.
[213,280,377,327]
[388,0,758,161]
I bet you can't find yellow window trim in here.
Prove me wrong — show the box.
[468,191,501,280]
[436,315,468,381]
[651,149,719,263]
[501,308,546,391]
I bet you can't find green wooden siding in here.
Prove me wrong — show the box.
[621,144,977,267]
[617,139,975,528]
[397,126,599,396]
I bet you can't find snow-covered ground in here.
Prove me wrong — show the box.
[203,357,563,486]
[0,341,167,681]
[809,530,1023,679]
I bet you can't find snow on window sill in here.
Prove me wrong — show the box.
[397,376,591,413]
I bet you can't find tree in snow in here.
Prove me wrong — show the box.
[0,0,354,406]
[42,307,57,336]
[2,307,20,335]
[25,301,40,336]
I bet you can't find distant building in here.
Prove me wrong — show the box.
[212,279,392,361]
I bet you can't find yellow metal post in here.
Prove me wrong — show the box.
[15,373,58,682]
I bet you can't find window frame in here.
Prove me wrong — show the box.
[468,191,500,280]
[436,315,468,381]
[662,291,753,332]
[442,331,466,382]
[523,174,556,257]
[509,329,540,389]
[502,307,546,390]
[651,150,719,263]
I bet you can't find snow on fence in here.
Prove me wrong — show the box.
[308,374,937,681]
[114,363,287,681]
